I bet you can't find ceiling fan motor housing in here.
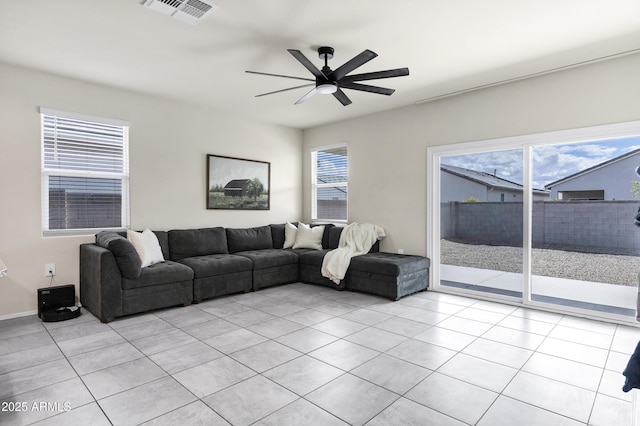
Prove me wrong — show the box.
[318,46,334,60]
[317,46,336,91]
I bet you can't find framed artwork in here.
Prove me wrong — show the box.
[206,154,270,210]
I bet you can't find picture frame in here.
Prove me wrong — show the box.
[206,154,270,210]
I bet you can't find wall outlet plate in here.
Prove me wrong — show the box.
[45,263,56,277]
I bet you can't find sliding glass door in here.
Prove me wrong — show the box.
[439,149,524,300]
[428,121,640,322]
[530,138,640,317]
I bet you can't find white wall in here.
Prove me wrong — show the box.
[302,53,640,256]
[0,63,302,318]
[3,52,639,317]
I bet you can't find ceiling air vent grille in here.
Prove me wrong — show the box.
[142,0,217,25]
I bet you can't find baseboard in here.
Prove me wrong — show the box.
[0,309,38,321]
[0,302,83,322]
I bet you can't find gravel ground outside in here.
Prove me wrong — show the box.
[441,239,640,287]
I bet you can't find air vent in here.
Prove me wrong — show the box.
[142,0,217,25]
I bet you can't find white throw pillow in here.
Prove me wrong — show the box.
[293,223,325,250]
[283,222,297,249]
[127,228,165,268]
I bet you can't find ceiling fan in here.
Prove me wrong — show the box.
[246,46,409,106]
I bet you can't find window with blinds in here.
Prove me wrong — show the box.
[41,108,130,235]
[311,145,348,222]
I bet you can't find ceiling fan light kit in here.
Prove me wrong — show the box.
[247,46,409,106]
[317,82,338,94]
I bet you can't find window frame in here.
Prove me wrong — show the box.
[40,107,130,237]
[311,143,348,224]
[427,119,640,324]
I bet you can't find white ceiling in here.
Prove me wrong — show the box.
[1,0,639,129]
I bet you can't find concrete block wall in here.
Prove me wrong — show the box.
[540,200,640,253]
[441,200,640,254]
[441,202,452,239]
[442,201,523,245]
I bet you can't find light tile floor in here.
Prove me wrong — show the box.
[1,283,640,425]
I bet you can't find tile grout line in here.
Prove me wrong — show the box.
[41,318,112,425]
[3,286,640,425]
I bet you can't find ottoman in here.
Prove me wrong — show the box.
[346,252,430,300]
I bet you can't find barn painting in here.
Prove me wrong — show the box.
[224,179,251,197]
[207,155,270,210]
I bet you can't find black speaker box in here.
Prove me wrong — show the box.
[37,285,81,322]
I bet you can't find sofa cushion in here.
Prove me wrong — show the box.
[168,227,228,261]
[349,252,430,277]
[179,254,253,278]
[121,260,193,290]
[318,223,335,249]
[235,249,299,269]
[122,281,192,315]
[226,226,273,253]
[127,228,165,267]
[270,222,334,249]
[153,231,170,260]
[327,227,342,249]
[283,222,297,249]
[298,249,330,266]
[269,223,286,249]
[327,227,380,252]
[293,223,325,250]
[129,230,170,259]
[96,231,142,279]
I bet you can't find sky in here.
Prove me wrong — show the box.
[441,136,640,189]
[208,155,269,190]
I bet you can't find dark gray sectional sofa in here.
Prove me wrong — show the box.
[80,223,430,322]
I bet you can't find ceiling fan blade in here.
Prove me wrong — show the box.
[341,67,409,82]
[246,70,314,82]
[332,89,352,106]
[340,82,395,96]
[330,49,377,81]
[287,49,327,79]
[294,87,318,105]
[255,84,315,98]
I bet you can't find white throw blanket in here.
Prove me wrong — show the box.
[321,223,386,284]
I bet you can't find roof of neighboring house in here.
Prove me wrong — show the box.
[441,164,549,194]
[545,148,640,189]
[317,174,347,184]
[224,179,250,189]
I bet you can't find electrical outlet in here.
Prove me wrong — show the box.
[397,248,404,254]
[45,263,56,277]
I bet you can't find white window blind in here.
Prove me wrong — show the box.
[41,108,130,235]
[312,145,348,222]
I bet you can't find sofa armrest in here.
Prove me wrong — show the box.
[80,243,124,322]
